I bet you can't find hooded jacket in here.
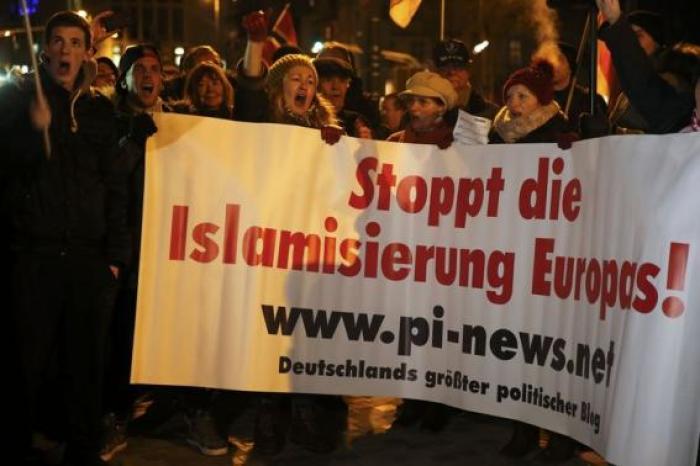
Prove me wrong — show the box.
[0,63,129,266]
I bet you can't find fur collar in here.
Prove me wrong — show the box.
[493,101,560,143]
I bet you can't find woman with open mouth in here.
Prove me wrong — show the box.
[224,10,344,460]
[489,60,576,147]
[488,59,580,462]
[235,11,342,144]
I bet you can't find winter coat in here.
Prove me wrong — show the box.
[387,119,454,148]
[113,98,172,286]
[0,65,129,266]
[444,86,499,126]
[554,84,608,131]
[172,101,234,120]
[488,102,576,145]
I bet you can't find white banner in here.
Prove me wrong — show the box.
[133,113,700,466]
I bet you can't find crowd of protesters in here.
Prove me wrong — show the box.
[1,0,698,464]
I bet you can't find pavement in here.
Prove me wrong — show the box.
[108,408,602,466]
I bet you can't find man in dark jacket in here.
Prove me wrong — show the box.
[433,38,498,124]
[0,11,128,466]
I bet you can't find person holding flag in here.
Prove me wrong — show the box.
[0,10,128,465]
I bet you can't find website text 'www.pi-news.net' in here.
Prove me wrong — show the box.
[261,303,615,388]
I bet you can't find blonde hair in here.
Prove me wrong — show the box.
[266,54,336,128]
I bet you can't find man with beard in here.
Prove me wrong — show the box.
[0,11,128,465]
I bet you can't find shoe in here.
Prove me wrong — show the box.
[253,398,286,456]
[500,421,539,457]
[185,410,228,456]
[99,412,128,462]
[533,432,576,463]
[289,400,335,453]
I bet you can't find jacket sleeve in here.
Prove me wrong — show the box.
[0,80,43,173]
[232,59,270,123]
[599,18,693,133]
[97,99,131,267]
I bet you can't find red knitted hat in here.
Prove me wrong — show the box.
[503,60,555,105]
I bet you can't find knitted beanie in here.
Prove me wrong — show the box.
[267,53,318,91]
[503,60,555,105]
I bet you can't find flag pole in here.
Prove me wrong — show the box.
[21,0,51,159]
[440,0,445,40]
[588,2,598,115]
[565,12,591,117]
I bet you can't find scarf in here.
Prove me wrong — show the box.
[493,101,560,143]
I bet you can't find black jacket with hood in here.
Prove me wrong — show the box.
[0,64,129,266]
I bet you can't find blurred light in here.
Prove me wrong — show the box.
[174,47,184,67]
[32,43,38,53]
[77,10,88,18]
[473,40,489,55]
[311,41,324,54]
[3,31,10,38]
[384,80,396,96]
[15,0,39,16]
[112,45,122,66]
[21,65,29,73]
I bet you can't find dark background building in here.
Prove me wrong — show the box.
[1,0,698,101]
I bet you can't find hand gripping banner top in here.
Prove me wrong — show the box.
[132,113,700,466]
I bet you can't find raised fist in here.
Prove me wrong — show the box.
[242,11,268,43]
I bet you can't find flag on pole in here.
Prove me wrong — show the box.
[262,36,282,66]
[596,13,618,106]
[272,3,297,45]
[596,40,614,103]
[389,0,422,29]
[261,4,297,66]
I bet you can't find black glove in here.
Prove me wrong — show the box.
[579,112,610,140]
[129,112,157,146]
[556,132,578,150]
